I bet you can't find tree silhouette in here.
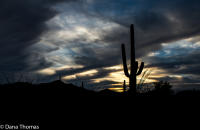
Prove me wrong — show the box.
[152,81,173,96]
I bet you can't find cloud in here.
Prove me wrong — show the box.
[1,0,200,91]
[70,0,200,90]
[145,40,200,89]
[61,68,122,90]
[31,0,200,90]
[81,0,200,58]
[0,0,79,72]
[148,50,200,76]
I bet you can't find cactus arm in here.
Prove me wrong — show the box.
[136,62,144,75]
[121,44,130,77]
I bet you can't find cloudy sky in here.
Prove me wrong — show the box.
[1,0,200,91]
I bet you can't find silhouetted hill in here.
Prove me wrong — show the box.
[0,80,98,97]
[0,80,200,97]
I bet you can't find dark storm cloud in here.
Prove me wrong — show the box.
[146,49,200,89]
[83,0,200,57]
[54,61,122,81]
[61,68,122,90]
[147,50,200,76]
[73,48,121,69]
[0,0,78,72]
[63,0,200,79]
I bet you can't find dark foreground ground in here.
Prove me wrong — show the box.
[0,80,199,128]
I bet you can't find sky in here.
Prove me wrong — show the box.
[0,0,200,91]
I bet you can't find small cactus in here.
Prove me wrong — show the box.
[121,24,144,95]
[123,80,126,93]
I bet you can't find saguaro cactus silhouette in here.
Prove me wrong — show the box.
[121,24,144,95]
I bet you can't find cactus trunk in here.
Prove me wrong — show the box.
[130,24,136,95]
[121,24,144,95]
